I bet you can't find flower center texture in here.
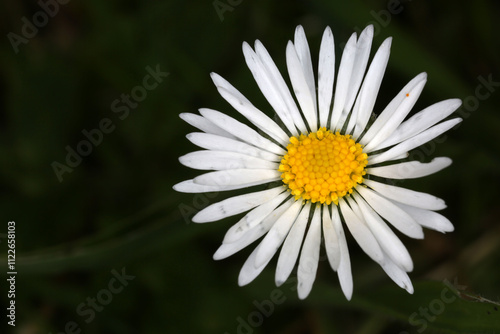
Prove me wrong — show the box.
[278,127,368,205]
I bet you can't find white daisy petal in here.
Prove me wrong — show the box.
[186,132,281,162]
[318,27,335,128]
[192,186,285,223]
[380,256,414,294]
[243,42,298,134]
[179,113,236,138]
[393,153,410,160]
[341,25,374,125]
[211,73,290,145]
[254,200,303,268]
[238,244,272,286]
[286,41,318,131]
[335,26,375,131]
[364,179,446,211]
[330,33,357,130]
[353,196,413,271]
[214,198,293,260]
[215,229,268,261]
[322,205,340,271]
[173,179,221,193]
[355,187,424,239]
[339,199,384,263]
[360,72,427,146]
[348,196,364,220]
[173,179,265,193]
[366,157,452,179]
[275,202,311,286]
[294,26,317,115]
[199,108,286,155]
[377,99,462,149]
[223,191,290,244]
[297,205,322,299]
[363,76,427,152]
[331,206,353,300]
[350,37,392,137]
[348,192,415,292]
[369,118,462,165]
[193,169,280,187]
[393,201,454,233]
[179,150,278,171]
[254,40,308,134]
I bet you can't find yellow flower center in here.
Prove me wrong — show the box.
[278,127,368,205]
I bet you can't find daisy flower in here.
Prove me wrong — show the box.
[173,25,462,300]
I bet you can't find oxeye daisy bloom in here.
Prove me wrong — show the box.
[173,25,462,300]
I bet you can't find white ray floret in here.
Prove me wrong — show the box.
[223,191,290,244]
[179,113,236,139]
[186,132,281,162]
[339,199,384,263]
[253,40,308,134]
[331,206,353,300]
[329,33,357,130]
[362,75,427,152]
[192,186,285,223]
[199,108,286,156]
[366,157,452,179]
[193,169,281,188]
[322,206,340,271]
[254,200,303,268]
[275,202,311,286]
[317,27,335,128]
[214,198,293,260]
[179,150,279,171]
[297,206,322,299]
[392,201,455,233]
[173,179,272,193]
[211,72,290,145]
[363,179,446,211]
[352,196,413,271]
[377,98,462,149]
[369,118,462,164]
[343,26,374,119]
[349,37,392,137]
[380,255,414,294]
[294,26,317,116]
[287,41,318,131]
[355,187,424,239]
[238,242,274,287]
[243,42,298,135]
[360,72,427,146]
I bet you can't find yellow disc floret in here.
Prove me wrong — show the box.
[278,127,368,205]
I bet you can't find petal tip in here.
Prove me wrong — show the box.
[364,24,374,35]
[191,212,205,223]
[238,274,251,287]
[213,249,224,261]
[451,98,463,108]
[383,36,393,47]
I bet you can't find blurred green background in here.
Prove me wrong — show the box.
[1,0,500,333]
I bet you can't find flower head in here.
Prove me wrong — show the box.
[174,25,462,299]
